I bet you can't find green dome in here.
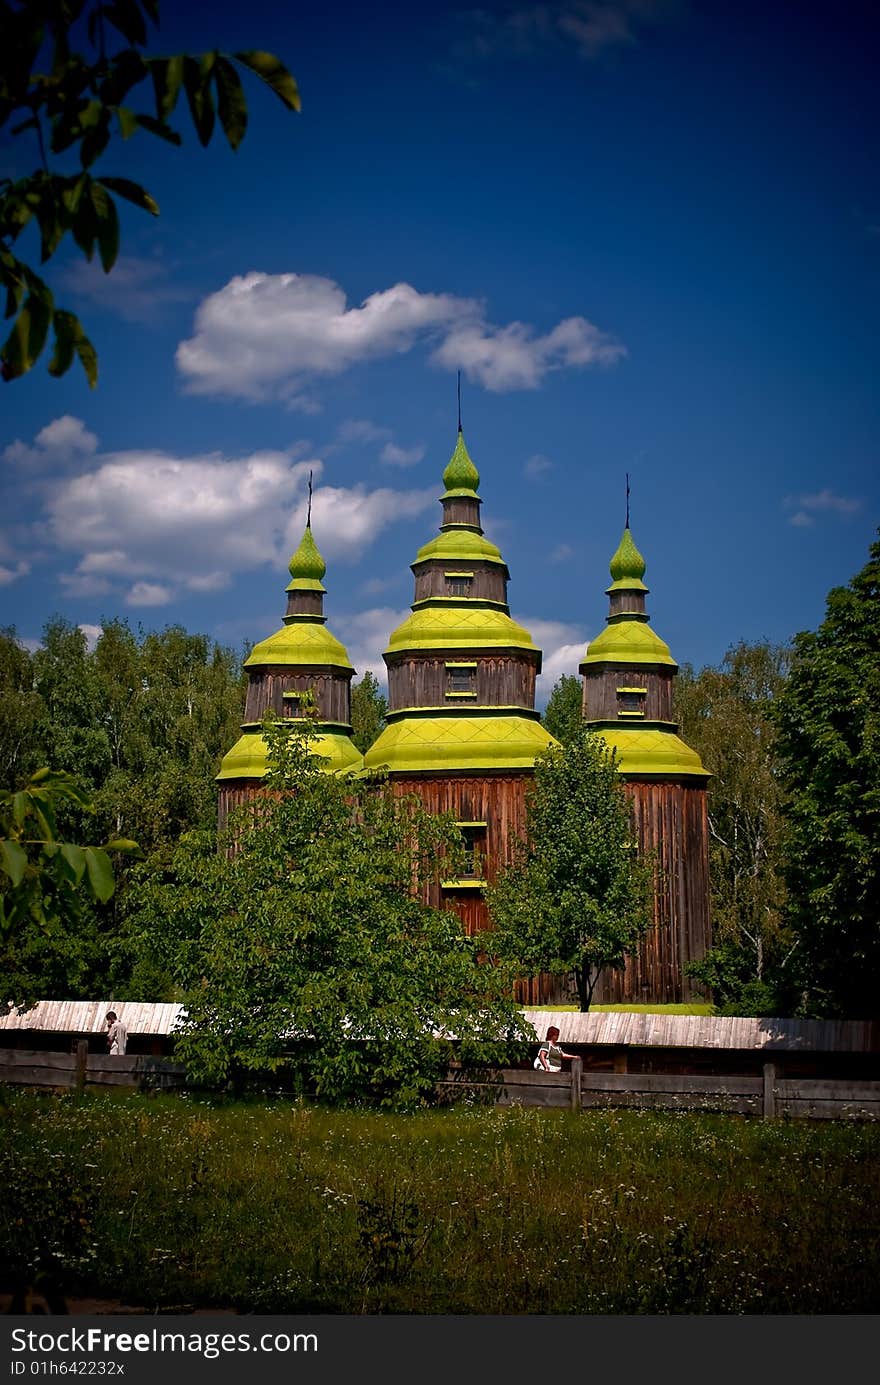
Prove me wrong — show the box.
[580,620,676,669]
[217,727,363,780]
[442,430,480,494]
[594,727,709,779]
[386,605,539,656]
[245,621,354,670]
[364,714,557,774]
[415,527,506,567]
[607,527,648,592]
[286,525,327,592]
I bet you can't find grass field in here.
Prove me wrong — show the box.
[2,1089,878,1314]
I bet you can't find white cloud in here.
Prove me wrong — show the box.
[23,425,437,606]
[333,607,412,685]
[524,452,553,479]
[550,543,575,563]
[451,1,680,66]
[78,623,103,652]
[380,441,426,468]
[525,617,589,705]
[176,272,623,401]
[127,582,174,607]
[3,414,98,470]
[784,489,862,526]
[336,419,392,446]
[0,560,29,585]
[58,254,194,325]
[434,314,624,391]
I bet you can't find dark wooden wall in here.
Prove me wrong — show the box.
[244,666,352,725]
[593,780,711,1004]
[582,668,675,721]
[218,770,710,1007]
[412,561,508,604]
[387,654,538,710]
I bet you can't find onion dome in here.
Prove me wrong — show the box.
[442,429,480,495]
[217,519,362,784]
[607,526,648,592]
[287,524,327,591]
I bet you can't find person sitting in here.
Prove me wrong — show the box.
[533,1025,575,1072]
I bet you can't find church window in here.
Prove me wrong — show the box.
[446,661,477,697]
[616,686,647,718]
[445,570,473,597]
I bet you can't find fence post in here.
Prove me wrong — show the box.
[75,1039,88,1094]
[570,1056,583,1111]
[762,1061,777,1120]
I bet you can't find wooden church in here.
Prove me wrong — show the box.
[217,427,711,1003]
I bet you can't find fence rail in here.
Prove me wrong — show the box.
[0,1044,187,1093]
[438,1059,880,1121]
[2,1048,879,1120]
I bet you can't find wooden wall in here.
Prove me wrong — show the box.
[244,666,352,725]
[412,562,508,604]
[218,770,711,1008]
[593,780,711,1004]
[582,667,675,721]
[387,654,538,710]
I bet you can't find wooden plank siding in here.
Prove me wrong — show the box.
[582,668,676,722]
[413,562,509,604]
[591,780,711,1004]
[244,667,352,725]
[386,654,538,711]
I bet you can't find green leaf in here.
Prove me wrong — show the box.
[0,292,52,376]
[0,840,27,888]
[48,309,77,378]
[149,54,184,122]
[214,57,248,150]
[98,176,159,215]
[116,106,139,139]
[134,113,182,145]
[89,181,120,272]
[183,56,215,147]
[60,843,87,884]
[234,50,301,112]
[84,846,116,903]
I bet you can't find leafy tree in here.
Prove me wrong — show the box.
[674,641,795,1015]
[485,726,652,1011]
[0,766,137,1010]
[350,670,388,753]
[0,627,45,787]
[124,718,531,1108]
[1,0,299,384]
[541,672,582,745]
[770,534,880,1018]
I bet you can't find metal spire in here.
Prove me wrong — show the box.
[625,472,630,530]
[307,469,313,528]
[457,370,462,433]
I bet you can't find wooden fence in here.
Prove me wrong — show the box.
[0,1043,187,1094]
[2,1048,879,1120]
[438,1058,880,1121]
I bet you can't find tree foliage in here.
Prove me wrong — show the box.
[350,670,387,754]
[770,534,880,1018]
[124,718,531,1109]
[541,672,582,745]
[0,766,137,1010]
[485,727,652,1011]
[675,641,795,1015]
[1,0,299,385]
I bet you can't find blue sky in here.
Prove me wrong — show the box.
[2,0,878,704]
